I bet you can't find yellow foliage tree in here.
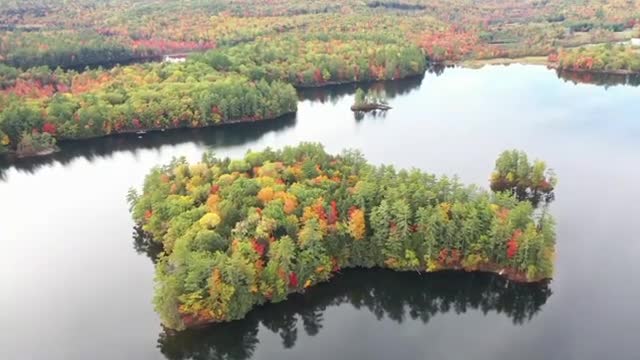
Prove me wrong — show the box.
[199,212,221,229]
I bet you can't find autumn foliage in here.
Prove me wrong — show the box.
[128,144,557,330]
[507,229,522,259]
[553,44,640,73]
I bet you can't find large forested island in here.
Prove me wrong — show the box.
[2,0,640,156]
[128,144,556,330]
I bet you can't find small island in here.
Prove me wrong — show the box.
[14,131,58,158]
[128,143,557,330]
[351,88,392,112]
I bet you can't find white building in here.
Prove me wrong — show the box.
[631,38,640,47]
[163,55,186,63]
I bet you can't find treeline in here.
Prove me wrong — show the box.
[551,43,640,73]
[0,2,339,70]
[0,61,297,155]
[3,0,640,69]
[128,144,557,330]
[192,34,427,86]
[367,1,427,11]
[0,31,154,69]
[3,0,640,153]
[567,21,634,33]
[0,25,427,155]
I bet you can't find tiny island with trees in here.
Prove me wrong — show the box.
[128,143,557,330]
[351,88,392,112]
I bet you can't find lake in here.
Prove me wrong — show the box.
[1,64,639,360]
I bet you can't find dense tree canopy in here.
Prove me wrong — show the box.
[2,0,639,69]
[490,149,557,207]
[551,43,640,73]
[2,0,639,155]
[0,60,297,155]
[193,33,427,85]
[128,144,557,330]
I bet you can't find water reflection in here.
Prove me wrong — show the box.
[297,73,425,104]
[0,75,424,180]
[134,224,552,359]
[157,269,551,360]
[4,63,640,360]
[0,114,296,181]
[555,69,640,88]
[353,108,389,121]
[3,64,635,182]
[132,226,163,263]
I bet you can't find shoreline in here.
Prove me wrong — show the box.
[6,56,632,161]
[441,56,639,78]
[294,71,425,89]
[5,147,60,159]
[2,111,296,160]
[458,56,549,68]
[180,264,549,329]
[1,72,425,161]
[548,64,640,75]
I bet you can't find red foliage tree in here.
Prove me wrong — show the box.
[251,239,265,257]
[327,200,339,225]
[288,272,299,288]
[507,229,522,259]
[331,257,340,272]
[450,249,461,263]
[313,69,324,83]
[438,248,449,264]
[313,201,328,222]
[42,122,57,135]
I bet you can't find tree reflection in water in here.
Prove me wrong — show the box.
[132,226,163,263]
[139,229,552,360]
[2,64,632,182]
[0,114,297,181]
[297,70,428,105]
[353,108,390,121]
[555,69,640,88]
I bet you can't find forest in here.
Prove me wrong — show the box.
[550,43,640,73]
[128,144,557,330]
[2,0,640,156]
[0,61,297,156]
[2,0,639,69]
[191,33,427,86]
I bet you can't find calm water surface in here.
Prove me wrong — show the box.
[1,65,639,360]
